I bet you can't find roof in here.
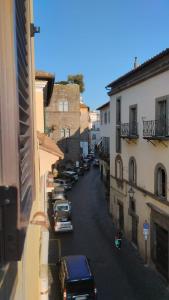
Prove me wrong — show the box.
[37,131,64,158]
[106,48,169,95]
[35,70,55,106]
[96,101,110,110]
[80,102,89,110]
[65,255,91,281]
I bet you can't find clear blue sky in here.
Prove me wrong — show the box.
[34,0,169,110]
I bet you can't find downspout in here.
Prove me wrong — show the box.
[40,172,49,300]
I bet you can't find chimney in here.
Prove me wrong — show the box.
[134,57,138,69]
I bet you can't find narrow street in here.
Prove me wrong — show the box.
[48,167,169,300]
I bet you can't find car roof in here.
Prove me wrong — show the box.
[54,200,68,205]
[64,255,92,281]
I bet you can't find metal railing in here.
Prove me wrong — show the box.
[121,122,138,138]
[143,119,169,138]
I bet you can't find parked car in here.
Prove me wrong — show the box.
[52,188,67,202]
[54,215,73,232]
[93,159,99,167]
[53,200,73,232]
[57,255,97,299]
[62,171,79,182]
[53,199,71,219]
[83,161,90,171]
[54,178,72,191]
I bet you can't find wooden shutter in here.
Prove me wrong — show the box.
[15,0,33,215]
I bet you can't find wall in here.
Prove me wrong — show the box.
[46,84,80,163]
[109,69,169,268]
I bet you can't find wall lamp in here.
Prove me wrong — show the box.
[30,23,40,37]
[128,186,135,199]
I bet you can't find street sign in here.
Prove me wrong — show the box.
[143,221,149,240]
[143,222,149,230]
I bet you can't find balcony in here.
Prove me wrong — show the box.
[143,120,169,140]
[120,122,139,139]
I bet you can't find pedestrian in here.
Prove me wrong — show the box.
[114,230,122,249]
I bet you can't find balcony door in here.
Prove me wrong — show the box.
[156,96,169,136]
[129,105,137,136]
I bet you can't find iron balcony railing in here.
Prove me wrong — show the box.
[120,122,138,138]
[143,119,169,138]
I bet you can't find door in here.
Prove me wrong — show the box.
[155,223,168,279]
[119,203,124,231]
[156,100,167,136]
[129,105,137,136]
[132,216,138,246]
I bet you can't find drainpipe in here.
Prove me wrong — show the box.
[40,172,49,300]
[40,229,49,300]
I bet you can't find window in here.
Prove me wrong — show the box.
[100,112,103,125]
[116,98,121,153]
[108,110,110,123]
[154,163,167,199]
[59,100,69,112]
[129,157,137,185]
[60,128,70,138]
[104,112,107,124]
[65,128,70,138]
[92,134,96,140]
[115,155,123,180]
[61,128,65,138]
[155,96,169,136]
[129,105,137,135]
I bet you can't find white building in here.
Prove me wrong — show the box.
[89,110,100,151]
[107,48,169,281]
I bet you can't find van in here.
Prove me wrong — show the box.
[58,255,97,299]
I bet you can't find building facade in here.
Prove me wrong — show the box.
[97,102,110,187]
[0,1,41,299]
[89,110,100,151]
[45,83,81,166]
[107,48,169,281]
[80,102,89,157]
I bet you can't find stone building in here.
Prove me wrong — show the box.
[107,48,169,281]
[45,83,81,166]
[80,101,90,157]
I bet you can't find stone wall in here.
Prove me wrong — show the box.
[45,83,80,164]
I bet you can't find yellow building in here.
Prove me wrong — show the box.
[0,2,63,299]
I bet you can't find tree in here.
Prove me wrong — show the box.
[67,74,85,93]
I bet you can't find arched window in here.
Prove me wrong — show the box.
[115,155,123,180]
[154,163,167,198]
[129,157,137,185]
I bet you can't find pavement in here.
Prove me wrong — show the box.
[48,165,169,300]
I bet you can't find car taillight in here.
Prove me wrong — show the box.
[63,288,67,300]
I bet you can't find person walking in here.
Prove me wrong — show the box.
[115,230,122,249]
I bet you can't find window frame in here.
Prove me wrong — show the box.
[154,163,167,199]
[129,157,137,185]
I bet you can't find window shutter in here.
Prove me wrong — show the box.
[15,0,33,213]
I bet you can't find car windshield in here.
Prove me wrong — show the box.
[55,205,69,211]
[66,279,95,294]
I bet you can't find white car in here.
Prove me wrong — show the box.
[54,220,73,232]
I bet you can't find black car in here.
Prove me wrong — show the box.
[58,255,97,299]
